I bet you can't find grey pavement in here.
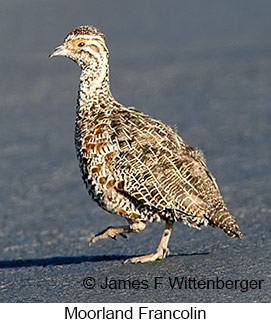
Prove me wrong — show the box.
[0,0,270,302]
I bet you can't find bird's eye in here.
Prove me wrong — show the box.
[78,42,85,47]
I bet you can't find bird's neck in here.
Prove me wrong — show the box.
[75,62,118,155]
[77,58,115,111]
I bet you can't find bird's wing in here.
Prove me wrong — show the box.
[109,108,222,223]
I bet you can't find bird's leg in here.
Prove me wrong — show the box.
[88,221,146,246]
[124,221,173,264]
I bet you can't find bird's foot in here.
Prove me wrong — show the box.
[89,226,128,247]
[124,247,170,264]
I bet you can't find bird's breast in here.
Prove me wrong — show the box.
[74,113,120,206]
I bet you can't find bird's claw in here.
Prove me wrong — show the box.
[119,233,128,240]
[124,248,170,264]
[88,227,129,247]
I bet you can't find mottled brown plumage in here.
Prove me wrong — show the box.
[49,25,242,263]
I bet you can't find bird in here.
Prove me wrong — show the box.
[49,25,242,263]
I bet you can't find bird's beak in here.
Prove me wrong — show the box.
[49,44,70,58]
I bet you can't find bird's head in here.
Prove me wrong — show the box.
[49,25,108,70]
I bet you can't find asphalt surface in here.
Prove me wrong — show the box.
[0,0,270,302]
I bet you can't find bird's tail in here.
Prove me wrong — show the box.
[209,204,242,238]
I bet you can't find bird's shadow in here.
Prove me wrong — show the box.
[0,252,209,269]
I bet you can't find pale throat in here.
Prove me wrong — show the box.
[78,52,111,106]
